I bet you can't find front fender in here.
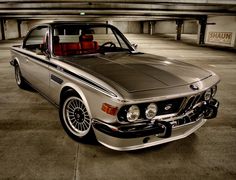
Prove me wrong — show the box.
[59,82,92,118]
[10,57,20,67]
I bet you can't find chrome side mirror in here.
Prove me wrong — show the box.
[132,43,138,50]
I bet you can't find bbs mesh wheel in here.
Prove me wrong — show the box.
[59,91,94,142]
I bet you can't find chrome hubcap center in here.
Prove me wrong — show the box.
[74,109,84,122]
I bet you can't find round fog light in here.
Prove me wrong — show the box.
[145,103,158,119]
[127,105,140,122]
[204,89,212,101]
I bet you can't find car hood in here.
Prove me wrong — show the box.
[62,53,212,93]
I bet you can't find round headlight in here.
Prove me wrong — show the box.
[127,105,140,122]
[211,85,217,97]
[204,89,212,101]
[145,103,158,119]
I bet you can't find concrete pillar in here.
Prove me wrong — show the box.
[198,16,207,45]
[106,21,108,34]
[17,20,22,38]
[176,19,183,40]
[148,22,151,35]
[0,19,5,40]
[140,21,144,34]
[149,21,156,35]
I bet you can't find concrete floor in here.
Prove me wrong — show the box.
[0,34,236,180]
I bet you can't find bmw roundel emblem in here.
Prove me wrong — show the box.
[164,104,172,111]
[190,84,199,91]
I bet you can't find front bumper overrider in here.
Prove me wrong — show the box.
[92,99,219,151]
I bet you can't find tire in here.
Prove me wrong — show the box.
[14,63,29,89]
[59,91,95,143]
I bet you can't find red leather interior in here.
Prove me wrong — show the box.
[62,43,81,55]
[80,35,98,53]
[53,36,63,56]
[53,35,98,56]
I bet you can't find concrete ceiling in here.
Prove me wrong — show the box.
[0,0,236,21]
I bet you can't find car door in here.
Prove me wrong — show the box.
[22,25,51,97]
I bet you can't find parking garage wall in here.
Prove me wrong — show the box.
[111,21,141,33]
[142,20,197,35]
[4,20,18,39]
[1,20,29,39]
[205,16,236,48]
[155,21,176,34]
[183,21,198,34]
[21,21,28,37]
[154,20,197,34]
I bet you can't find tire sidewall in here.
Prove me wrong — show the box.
[14,63,28,89]
[15,64,22,86]
[59,91,94,142]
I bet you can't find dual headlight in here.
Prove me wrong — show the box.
[127,105,140,122]
[127,103,158,122]
[145,103,158,120]
[204,85,217,101]
[125,85,217,122]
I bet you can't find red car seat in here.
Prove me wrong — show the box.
[79,35,98,53]
[62,43,81,55]
[53,36,63,56]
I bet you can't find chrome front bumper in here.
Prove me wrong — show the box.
[92,99,219,151]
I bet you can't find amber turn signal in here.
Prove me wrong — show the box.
[102,103,118,116]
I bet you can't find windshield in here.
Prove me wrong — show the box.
[52,24,133,56]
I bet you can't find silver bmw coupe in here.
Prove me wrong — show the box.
[10,22,220,151]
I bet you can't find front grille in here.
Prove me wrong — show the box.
[117,92,207,122]
[180,93,204,114]
[184,96,195,111]
[155,97,184,115]
[117,97,185,122]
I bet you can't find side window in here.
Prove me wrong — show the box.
[24,26,49,53]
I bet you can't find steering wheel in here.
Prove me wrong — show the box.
[100,41,116,48]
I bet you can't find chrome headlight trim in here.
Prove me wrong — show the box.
[145,103,158,119]
[127,105,140,122]
[204,88,212,101]
[211,85,217,97]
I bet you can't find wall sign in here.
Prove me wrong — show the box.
[207,32,233,45]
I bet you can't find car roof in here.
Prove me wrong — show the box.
[46,21,109,26]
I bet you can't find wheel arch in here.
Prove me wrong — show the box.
[12,57,20,66]
[59,83,92,118]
